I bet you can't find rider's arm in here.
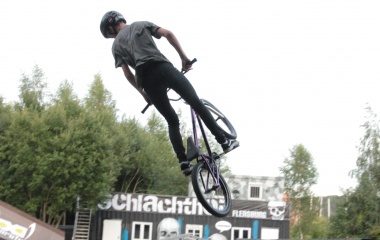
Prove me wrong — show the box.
[156,27,192,72]
[120,63,150,102]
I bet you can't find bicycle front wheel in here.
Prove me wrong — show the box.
[201,99,237,139]
[191,161,232,217]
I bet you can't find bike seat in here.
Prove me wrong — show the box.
[186,137,201,161]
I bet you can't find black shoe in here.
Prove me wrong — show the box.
[180,161,193,176]
[221,139,240,153]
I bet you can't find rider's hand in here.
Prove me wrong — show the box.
[141,90,151,104]
[181,58,193,73]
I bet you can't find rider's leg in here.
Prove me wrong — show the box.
[163,63,240,153]
[162,64,227,142]
[143,77,186,161]
[141,63,192,175]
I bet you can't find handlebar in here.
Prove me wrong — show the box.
[141,58,197,114]
[141,101,151,114]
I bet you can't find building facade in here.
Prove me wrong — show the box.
[90,175,289,240]
[191,175,285,202]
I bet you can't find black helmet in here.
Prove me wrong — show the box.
[100,11,126,38]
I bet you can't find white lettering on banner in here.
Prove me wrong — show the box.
[98,194,273,218]
[98,194,215,216]
[157,198,171,213]
[143,196,158,212]
[0,218,36,239]
[232,210,267,219]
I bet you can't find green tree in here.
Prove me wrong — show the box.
[0,72,128,225]
[309,216,329,238]
[0,97,12,134]
[330,106,380,239]
[115,112,188,196]
[280,144,318,239]
[0,68,194,227]
[18,65,47,111]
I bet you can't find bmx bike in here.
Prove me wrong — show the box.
[142,59,238,217]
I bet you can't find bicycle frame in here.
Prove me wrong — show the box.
[190,106,221,191]
[143,87,225,192]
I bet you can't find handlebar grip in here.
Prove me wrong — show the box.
[141,103,151,114]
[189,58,197,65]
[182,58,197,74]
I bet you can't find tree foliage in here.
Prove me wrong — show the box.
[0,68,189,226]
[329,106,380,239]
[17,65,47,111]
[281,144,318,199]
[280,144,319,239]
[114,112,188,195]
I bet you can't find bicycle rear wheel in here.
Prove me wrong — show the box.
[191,161,232,217]
[201,99,237,139]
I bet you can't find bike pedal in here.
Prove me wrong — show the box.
[212,152,219,159]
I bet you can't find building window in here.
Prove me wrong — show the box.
[186,224,203,238]
[231,227,251,240]
[261,227,280,239]
[249,183,262,200]
[132,222,152,240]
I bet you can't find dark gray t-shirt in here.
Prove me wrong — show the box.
[112,21,170,69]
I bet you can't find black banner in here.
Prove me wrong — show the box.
[98,193,290,220]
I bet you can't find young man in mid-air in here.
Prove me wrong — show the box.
[100,11,239,176]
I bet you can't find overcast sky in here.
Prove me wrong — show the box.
[1,0,379,196]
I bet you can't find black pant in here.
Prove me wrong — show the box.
[138,62,226,162]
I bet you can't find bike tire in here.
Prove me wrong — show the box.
[191,161,232,217]
[201,99,237,139]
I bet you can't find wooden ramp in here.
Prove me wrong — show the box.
[0,200,65,240]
